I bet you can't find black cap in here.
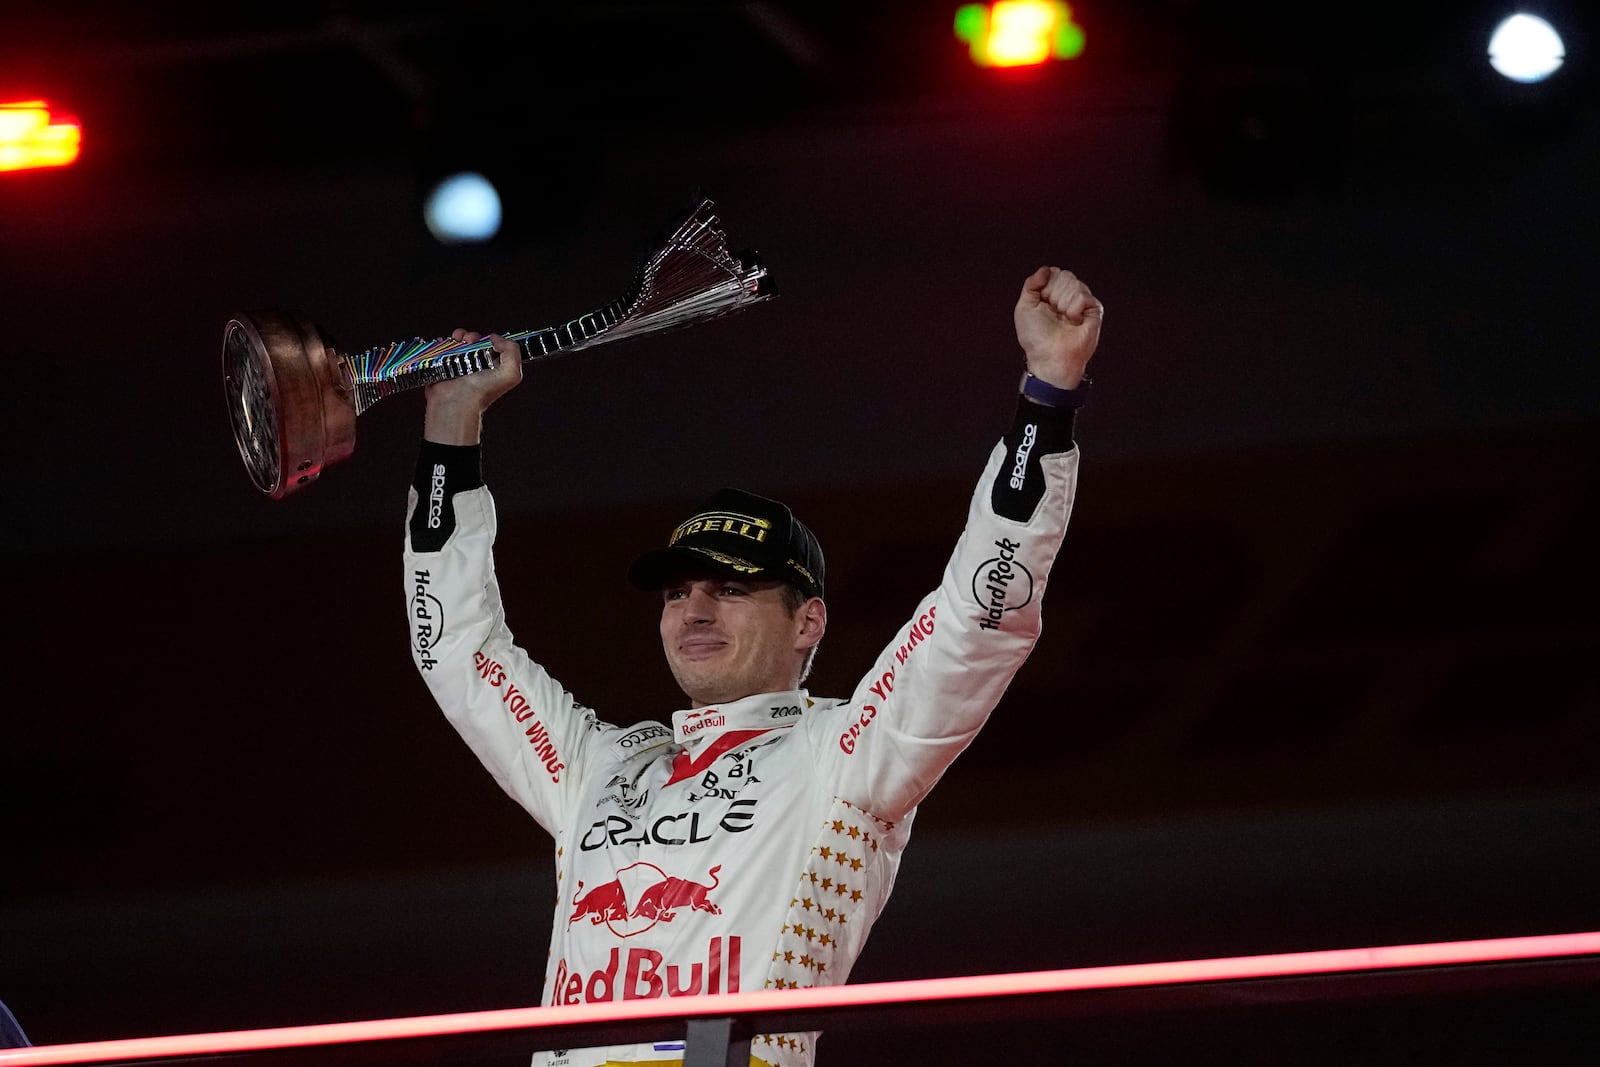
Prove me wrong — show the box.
[628,488,825,600]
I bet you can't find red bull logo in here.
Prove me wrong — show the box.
[679,709,726,740]
[568,862,723,937]
[550,935,742,1005]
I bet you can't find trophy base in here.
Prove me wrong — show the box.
[223,311,356,499]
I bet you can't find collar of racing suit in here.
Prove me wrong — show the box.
[669,690,811,747]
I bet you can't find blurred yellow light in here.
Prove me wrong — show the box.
[1,100,82,172]
[988,1,1058,66]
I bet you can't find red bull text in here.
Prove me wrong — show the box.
[550,936,742,1004]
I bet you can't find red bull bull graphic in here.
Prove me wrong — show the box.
[549,935,742,1005]
[568,862,724,937]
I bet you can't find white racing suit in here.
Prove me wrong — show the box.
[404,396,1080,1066]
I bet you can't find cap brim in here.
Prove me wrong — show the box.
[627,545,771,591]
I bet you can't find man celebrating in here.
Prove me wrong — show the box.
[405,266,1102,1066]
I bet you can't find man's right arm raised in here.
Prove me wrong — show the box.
[402,332,608,835]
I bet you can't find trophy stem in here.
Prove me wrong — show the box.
[339,299,630,415]
[338,197,772,416]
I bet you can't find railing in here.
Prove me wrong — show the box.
[2,932,1595,1067]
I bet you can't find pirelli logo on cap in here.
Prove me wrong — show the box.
[672,511,772,545]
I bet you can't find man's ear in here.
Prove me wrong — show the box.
[796,597,827,650]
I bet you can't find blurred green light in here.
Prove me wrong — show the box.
[1055,19,1085,60]
[954,4,988,43]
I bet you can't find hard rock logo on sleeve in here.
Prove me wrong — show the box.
[411,569,443,669]
[970,538,1033,630]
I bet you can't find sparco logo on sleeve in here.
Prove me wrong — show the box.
[970,538,1033,631]
[427,463,447,529]
[1008,423,1038,489]
[411,569,443,669]
[614,724,673,755]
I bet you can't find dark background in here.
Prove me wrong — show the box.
[2,2,1597,1062]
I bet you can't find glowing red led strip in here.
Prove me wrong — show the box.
[2,932,1594,1065]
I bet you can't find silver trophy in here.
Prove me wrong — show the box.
[223,197,775,498]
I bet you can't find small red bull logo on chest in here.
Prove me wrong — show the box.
[679,709,726,740]
[569,862,724,938]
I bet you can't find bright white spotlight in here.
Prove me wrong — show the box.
[1488,13,1565,83]
[424,171,502,243]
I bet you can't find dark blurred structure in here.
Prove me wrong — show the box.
[1,1,1595,1061]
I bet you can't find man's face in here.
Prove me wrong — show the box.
[659,575,817,707]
